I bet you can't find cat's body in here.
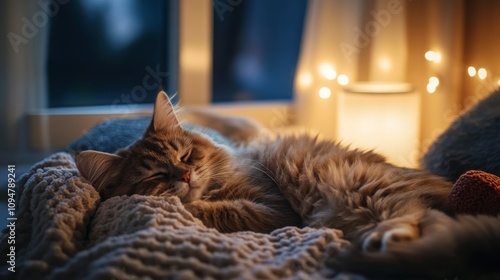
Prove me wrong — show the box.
[245,134,453,247]
[77,92,301,233]
[77,91,500,278]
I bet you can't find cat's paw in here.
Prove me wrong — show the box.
[362,225,419,252]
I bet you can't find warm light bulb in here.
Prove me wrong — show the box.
[468,66,476,77]
[426,83,436,94]
[478,68,487,80]
[337,74,349,86]
[433,52,442,63]
[298,72,313,87]
[425,51,441,63]
[497,80,500,87]
[429,76,439,87]
[425,51,435,61]
[319,63,337,80]
[318,87,332,99]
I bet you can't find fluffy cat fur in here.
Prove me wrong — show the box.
[77,92,301,233]
[77,91,500,279]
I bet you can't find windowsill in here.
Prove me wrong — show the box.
[28,101,295,150]
[30,104,155,115]
[28,104,154,151]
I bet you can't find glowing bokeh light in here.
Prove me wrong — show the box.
[478,68,487,80]
[467,66,476,77]
[337,74,349,86]
[319,87,332,99]
[429,76,439,87]
[427,83,436,94]
[319,63,337,80]
[424,51,435,61]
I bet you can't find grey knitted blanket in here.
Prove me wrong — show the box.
[0,152,360,280]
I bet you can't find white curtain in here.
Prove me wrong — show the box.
[294,0,465,159]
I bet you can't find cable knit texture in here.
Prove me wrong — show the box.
[449,170,500,216]
[0,153,357,280]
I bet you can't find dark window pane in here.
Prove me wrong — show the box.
[48,0,168,107]
[212,0,307,102]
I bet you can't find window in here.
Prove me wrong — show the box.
[31,0,306,150]
[212,0,307,102]
[48,0,169,107]
[48,0,307,106]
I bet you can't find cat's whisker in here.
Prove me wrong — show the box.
[246,160,280,187]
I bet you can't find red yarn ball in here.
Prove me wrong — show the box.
[449,170,500,216]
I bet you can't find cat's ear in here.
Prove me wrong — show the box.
[153,90,180,131]
[76,150,122,192]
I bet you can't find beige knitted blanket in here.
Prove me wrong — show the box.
[0,153,361,280]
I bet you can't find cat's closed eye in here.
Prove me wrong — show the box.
[181,150,192,163]
[145,172,169,182]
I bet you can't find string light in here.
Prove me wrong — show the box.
[337,74,349,86]
[427,83,437,94]
[424,51,440,93]
[319,63,337,80]
[467,66,499,90]
[318,87,331,99]
[478,68,487,80]
[424,51,434,61]
[467,66,476,77]
[433,52,442,63]
[426,76,439,94]
[429,76,439,87]
[425,51,441,63]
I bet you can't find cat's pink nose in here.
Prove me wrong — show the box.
[180,170,190,183]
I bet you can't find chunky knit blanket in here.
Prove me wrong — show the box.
[0,153,360,280]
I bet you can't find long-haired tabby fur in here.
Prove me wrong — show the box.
[77,91,500,279]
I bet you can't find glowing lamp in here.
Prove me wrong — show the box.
[337,82,420,167]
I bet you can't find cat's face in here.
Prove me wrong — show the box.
[76,91,231,202]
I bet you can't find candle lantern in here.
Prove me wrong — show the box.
[337,82,420,167]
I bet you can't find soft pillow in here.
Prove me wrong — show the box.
[422,90,500,182]
[66,117,151,153]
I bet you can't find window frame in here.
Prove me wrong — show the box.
[28,0,294,151]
